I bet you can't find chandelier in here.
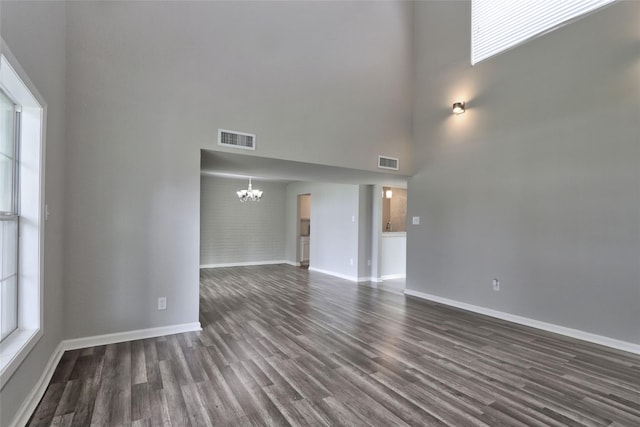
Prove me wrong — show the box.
[237,177,263,202]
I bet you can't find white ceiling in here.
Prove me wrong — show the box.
[201,150,409,187]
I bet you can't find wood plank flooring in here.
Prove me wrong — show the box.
[28,265,640,426]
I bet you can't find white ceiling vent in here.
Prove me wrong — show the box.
[218,129,256,151]
[378,155,399,171]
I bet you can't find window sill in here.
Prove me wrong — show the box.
[0,328,41,389]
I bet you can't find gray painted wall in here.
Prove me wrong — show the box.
[65,2,411,338]
[0,1,66,425]
[285,182,360,279]
[200,175,286,266]
[4,1,638,423]
[370,184,384,281]
[63,0,413,339]
[408,1,640,343]
[358,185,374,278]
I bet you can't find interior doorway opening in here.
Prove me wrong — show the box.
[378,185,407,291]
[298,194,311,268]
[382,186,407,232]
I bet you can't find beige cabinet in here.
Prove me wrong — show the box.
[300,236,310,262]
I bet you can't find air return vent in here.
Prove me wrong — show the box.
[378,155,399,171]
[218,129,256,151]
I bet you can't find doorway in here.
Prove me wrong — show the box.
[378,186,406,292]
[382,186,407,233]
[298,194,311,268]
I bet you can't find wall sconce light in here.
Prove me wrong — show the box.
[385,190,393,199]
[452,101,466,115]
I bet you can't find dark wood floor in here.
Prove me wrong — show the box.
[28,265,640,426]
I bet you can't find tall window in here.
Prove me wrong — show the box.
[0,89,19,342]
[0,51,44,388]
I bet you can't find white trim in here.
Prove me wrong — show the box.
[357,276,383,283]
[200,260,288,269]
[404,289,640,355]
[7,322,202,427]
[0,46,46,107]
[63,322,202,351]
[7,342,64,427]
[0,329,42,389]
[307,271,384,284]
[284,261,301,267]
[0,45,46,389]
[308,267,358,283]
[381,273,406,281]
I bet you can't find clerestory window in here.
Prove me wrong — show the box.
[471,0,616,65]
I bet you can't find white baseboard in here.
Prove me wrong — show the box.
[200,260,287,269]
[307,268,380,284]
[8,322,202,427]
[63,322,202,351]
[308,267,359,283]
[284,261,301,267]
[307,270,384,284]
[382,273,406,280]
[9,342,65,427]
[357,276,383,283]
[404,289,640,355]
[358,281,386,290]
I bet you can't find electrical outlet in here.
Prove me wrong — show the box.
[412,216,420,225]
[157,297,167,310]
[367,259,371,266]
[492,279,500,291]
[349,258,354,266]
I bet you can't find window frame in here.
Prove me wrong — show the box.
[1,88,20,342]
[0,44,46,389]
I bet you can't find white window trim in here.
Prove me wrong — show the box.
[0,43,46,389]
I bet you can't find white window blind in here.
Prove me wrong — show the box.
[471,0,617,65]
